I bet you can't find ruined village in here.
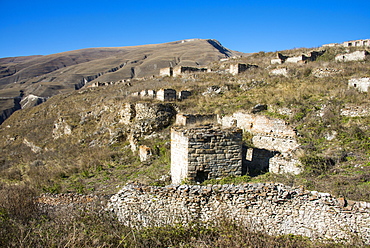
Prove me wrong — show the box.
[1,38,370,245]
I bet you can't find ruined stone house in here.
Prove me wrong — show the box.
[348,78,370,92]
[156,89,177,101]
[171,112,302,179]
[343,39,370,47]
[159,67,173,77]
[335,50,369,62]
[219,112,302,175]
[171,125,243,184]
[271,50,325,64]
[229,63,258,75]
[271,53,289,64]
[177,90,192,100]
[173,66,208,77]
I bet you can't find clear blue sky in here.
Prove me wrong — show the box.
[1,0,369,58]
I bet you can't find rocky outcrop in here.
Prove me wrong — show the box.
[20,94,47,109]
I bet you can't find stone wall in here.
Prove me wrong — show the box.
[229,63,258,75]
[156,89,177,101]
[159,67,173,77]
[220,112,299,153]
[343,39,370,47]
[173,66,208,77]
[269,68,288,77]
[219,112,302,174]
[335,50,369,62]
[348,77,370,92]
[171,125,243,184]
[271,51,325,64]
[175,114,217,126]
[108,183,370,243]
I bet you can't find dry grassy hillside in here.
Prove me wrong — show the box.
[0,39,239,124]
[0,42,369,247]
[0,44,369,202]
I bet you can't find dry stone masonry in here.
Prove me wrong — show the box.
[160,66,208,77]
[271,51,325,64]
[335,50,369,62]
[108,183,370,243]
[324,39,370,48]
[171,125,243,184]
[175,114,217,126]
[131,88,192,101]
[229,63,258,75]
[220,112,302,174]
[348,77,370,92]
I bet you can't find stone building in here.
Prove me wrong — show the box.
[271,53,289,64]
[335,50,369,62]
[230,63,258,75]
[343,39,370,47]
[159,67,173,77]
[178,90,192,100]
[348,78,370,92]
[156,89,177,101]
[171,125,243,184]
[220,112,302,175]
[173,66,208,77]
[273,51,325,64]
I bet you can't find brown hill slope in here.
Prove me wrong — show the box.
[0,39,239,124]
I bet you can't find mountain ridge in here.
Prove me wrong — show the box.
[0,39,241,124]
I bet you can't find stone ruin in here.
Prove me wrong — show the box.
[335,50,369,62]
[171,125,243,184]
[348,77,370,92]
[108,183,370,243]
[156,89,177,101]
[159,67,173,77]
[269,68,288,77]
[175,114,217,126]
[160,66,208,77]
[171,113,302,184]
[271,50,325,64]
[324,39,370,48]
[220,112,302,175]
[131,89,192,101]
[229,63,258,75]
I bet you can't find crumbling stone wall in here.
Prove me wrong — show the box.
[220,112,298,153]
[272,51,325,64]
[159,67,173,77]
[219,112,302,174]
[171,125,243,184]
[335,50,369,62]
[173,66,208,77]
[269,68,288,77]
[343,39,370,47]
[156,89,177,101]
[175,114,217,126]
[108,183,370,243]
[348,77,370,92]
[229,63,258,75]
